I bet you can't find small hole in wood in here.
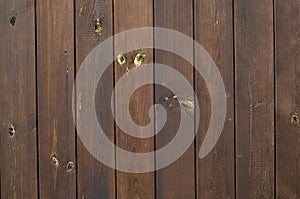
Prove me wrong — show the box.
[50,155,59,167]
[168,100,174,108]
[291,113,299,127]
[66,162,75,172]
[8,125,16,137]
[117,54,126,66]
[134,52,146,67]
[9,15,17,26]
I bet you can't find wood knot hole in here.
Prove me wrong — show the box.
[134,52,146,67]
[50,155,59,167]
[291,113,299,127]
[117,54,126,66]
[8,125,16,137]
[66,162,75,172]
[9,15,17,26]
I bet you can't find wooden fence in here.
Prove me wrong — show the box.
[0,0,299,198]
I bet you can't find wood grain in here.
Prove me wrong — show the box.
[154,0,195,198]
[75,0,116,198]
[194,0,235,198]
[0,0,38,198]
[276,1,300,198]
[36,0,76,198]
[235,0,275,198]
[3,0,300,198]
[114,0,154,198]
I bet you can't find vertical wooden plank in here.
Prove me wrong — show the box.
[276,1,300,198]
[36,0,76,198]
[75,0,115,199]
[194,0,235,198]
[154,0,195,198]
[0,0,38,198]
[114,0,154,198]
[235,0,274,198]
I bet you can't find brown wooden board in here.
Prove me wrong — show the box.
[154,0,195,198]
[276,0,300,198]
[0,0,38,198]
[194,0,235,198]
[114,0,154,198]
[75,0,116,198]
[36,0,76,198]
[235,0,275,198]
[4,0,300,198]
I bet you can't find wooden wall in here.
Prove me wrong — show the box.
[0,0,299,198]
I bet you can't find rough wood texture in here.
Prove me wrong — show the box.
[276,1,300,198]
[36,0,76,198]
[75,0,116,199]
[114,0,154,198]
[3,0,300,198]
[154,0,195,198]
[235,0,275,198]
[0,0,38,198]
[194,0,235,198]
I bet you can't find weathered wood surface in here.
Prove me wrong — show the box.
[114,0,154,198]
[195,0,235,198]
[276,0,300,198]
[75,0,115,199]
[0,0,38,198]
[1,0,299,198]
[235,0,275,198]
[37,0,76,198]
[154,0,195,198]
